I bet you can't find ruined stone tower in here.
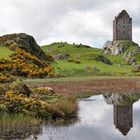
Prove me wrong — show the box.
[114,105,132,136]
[113,10,132,41]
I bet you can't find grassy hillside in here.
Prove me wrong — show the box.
[0,47,13,59]
[42,42,135,77]
[0,40,138,78]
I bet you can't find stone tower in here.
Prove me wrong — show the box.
[114,105,132,136]
[113,10,132,41]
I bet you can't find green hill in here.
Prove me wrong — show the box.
[0,33,54,80]
[0,34,139,78]
[42,42,138,77]
[0,33,47,60]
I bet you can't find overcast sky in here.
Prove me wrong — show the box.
[0,0,140,48]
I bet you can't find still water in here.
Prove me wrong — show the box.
[1,93,140,140]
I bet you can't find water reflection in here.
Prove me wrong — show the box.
[0,93,140,140]
[37,93,140,140]
[114,105,132,135]
[0,117,42,140]
[103,93,140,136]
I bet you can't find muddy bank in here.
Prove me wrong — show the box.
[29,79,140,96]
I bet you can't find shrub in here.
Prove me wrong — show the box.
[93,55,113,65]
[0,82,77,120]
[67,59,74,62]
[132,65,140,73]
[9,81,31,97]
[74,60,81,64]
[0,47,54,78]
[33,87,55,96]
[0,73,14,83]
[31,87,57,101]
[49,96,77,119]
[67,59,81,64]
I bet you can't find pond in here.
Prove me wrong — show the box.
[0,92,140,140]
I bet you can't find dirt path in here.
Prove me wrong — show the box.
[29,79,140,96]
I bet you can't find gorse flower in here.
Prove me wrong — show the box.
[0,45,54,78]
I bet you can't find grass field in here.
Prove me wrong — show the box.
[0,47,13,59]
[24,76,140,84]
[0,42,139,77]
[42,42,136,77]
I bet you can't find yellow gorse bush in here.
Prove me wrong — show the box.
[0,46,54,78]
[0,81,77,119]
[0,73,14,83]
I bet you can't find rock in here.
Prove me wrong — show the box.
[103,41,123,55]
[54,53,70,60]
[93,55,113,65]
[103,40,140,65]
[134,65,140,70]
[92,66,100,72]
[0,33,47,60]
[132,64,140,73]
[124,57,136,65]
[103,40,139,56]
[103,93,140,105]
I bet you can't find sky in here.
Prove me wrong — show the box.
[0,0,140,48]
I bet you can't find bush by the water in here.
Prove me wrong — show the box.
[33,87,55,96]
[0,113,42,140]
[0,81,77,120]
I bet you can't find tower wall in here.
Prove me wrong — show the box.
[113,10,132,41]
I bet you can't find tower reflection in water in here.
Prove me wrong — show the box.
[103,93,140,136]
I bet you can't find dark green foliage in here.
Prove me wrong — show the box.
[93,55,113,65]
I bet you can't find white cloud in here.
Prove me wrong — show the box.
[0,0,140,48]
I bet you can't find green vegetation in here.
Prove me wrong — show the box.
[0,34,139,122]
[134,53,140,63]
[0,34,77,121]
[0,45,54,78]
[0,47,13,59]
[42,42,138,77]
[0,46,54,78]
[120,95,137,105]
[0,113,42,140]
[0,80,77,120]
[0,113,36,122]
[0,33,47,60]
[0,33,54,79]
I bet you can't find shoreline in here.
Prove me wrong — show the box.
[26,77,140,97]
[24,76,140,83]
